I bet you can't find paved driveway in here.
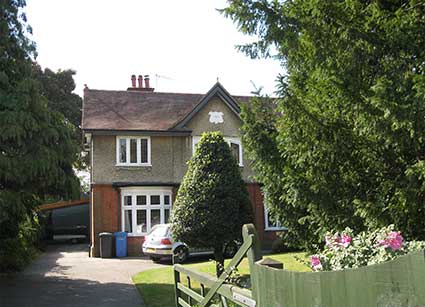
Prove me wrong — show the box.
[0,244,165,307]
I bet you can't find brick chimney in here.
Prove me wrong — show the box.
[127,74,154,92]
[137,75,143,88]
[144,75,150,89]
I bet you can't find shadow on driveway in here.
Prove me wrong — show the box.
[0,243,164,307]
[0,275,140,307]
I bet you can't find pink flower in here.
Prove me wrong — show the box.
[336,234,352,248]
[311,256,322,271]
[377,231,403,250]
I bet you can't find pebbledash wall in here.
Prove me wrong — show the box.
[89,97,278,257]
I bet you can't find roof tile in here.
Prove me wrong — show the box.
[82,88,252,131]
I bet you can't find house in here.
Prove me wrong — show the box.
[82,75,283,256]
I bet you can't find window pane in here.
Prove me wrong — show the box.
[119,139,127,163]
[124,210,132,233]
[230,143,240,164]
[164,195,170,205]
[130,139,137,163]
[136,210,147,233]
[151,195,160,205]
[267,214,276,228]
[164,208,170,223]
[136,195,146,206]
[266,210,279,228]
[193,140,199,153]
[124,195,132,206]
[151,209,160,227]
[140,139,148,163]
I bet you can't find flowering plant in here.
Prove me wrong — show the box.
[311,225,425,271]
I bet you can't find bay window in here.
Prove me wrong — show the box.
[121,188,172,236]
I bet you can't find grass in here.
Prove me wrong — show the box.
[132,252,310,307]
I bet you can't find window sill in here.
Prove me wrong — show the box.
[264,227,288,232]
[116,164,152,168]
[126,233,147,237]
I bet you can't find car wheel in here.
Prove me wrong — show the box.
[173,247,188,264]
[224,241,238,258]
[150,256,161,263]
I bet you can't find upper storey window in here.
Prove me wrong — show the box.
[116,136,151,166]
[192,136,243,167]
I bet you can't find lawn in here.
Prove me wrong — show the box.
[132,252,310,307]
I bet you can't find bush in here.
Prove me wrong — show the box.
[310,225,425,271]
[0,212,41,272]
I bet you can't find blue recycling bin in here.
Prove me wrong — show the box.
[114,231,127,257]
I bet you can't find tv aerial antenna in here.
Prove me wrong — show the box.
[155,74,174,91]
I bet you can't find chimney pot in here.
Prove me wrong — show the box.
[137,75,143,88]
[144,75,150,89]
[131,75,136,87]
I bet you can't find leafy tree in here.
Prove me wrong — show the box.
[222,0,425,250]
[170,132,252,276]
[0,0,80,271]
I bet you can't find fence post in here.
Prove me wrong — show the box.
[173,256,181,307]
[242,224,262,271]
[242,224,262,306]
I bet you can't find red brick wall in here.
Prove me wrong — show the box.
[127,237,145,256]
[90,184,120,257]
[246,183,277,249]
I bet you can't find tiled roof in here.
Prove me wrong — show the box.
[82,87,252,131]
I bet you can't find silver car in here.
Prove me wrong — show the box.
[142,224,240,263]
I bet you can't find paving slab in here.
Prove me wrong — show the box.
[0,244,166,307]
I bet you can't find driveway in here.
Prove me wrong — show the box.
[0,244,166,307]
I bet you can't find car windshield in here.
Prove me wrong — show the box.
[149,225,168,237]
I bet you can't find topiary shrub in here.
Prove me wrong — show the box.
[170,132,253,276]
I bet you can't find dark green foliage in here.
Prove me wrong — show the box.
[34,66,82,129]
[33,65,86,170]
[223,1,425,250]
[170,132,252,275]
[0,212,41,272]
[0,0,80,271]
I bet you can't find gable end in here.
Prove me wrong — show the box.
[172,82,241,130]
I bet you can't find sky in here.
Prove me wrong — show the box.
[25,0,284,97]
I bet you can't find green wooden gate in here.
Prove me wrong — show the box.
[173,224,425,307]
[173,224,259,307]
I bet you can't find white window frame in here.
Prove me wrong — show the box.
[121,187,172,236]
[192,136,243,167]
[264,206,286,231]
[116,136,151,166]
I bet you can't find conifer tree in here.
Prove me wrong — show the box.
[170,132,252,276]
[222,0,425,250]
[0,0,79,271]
